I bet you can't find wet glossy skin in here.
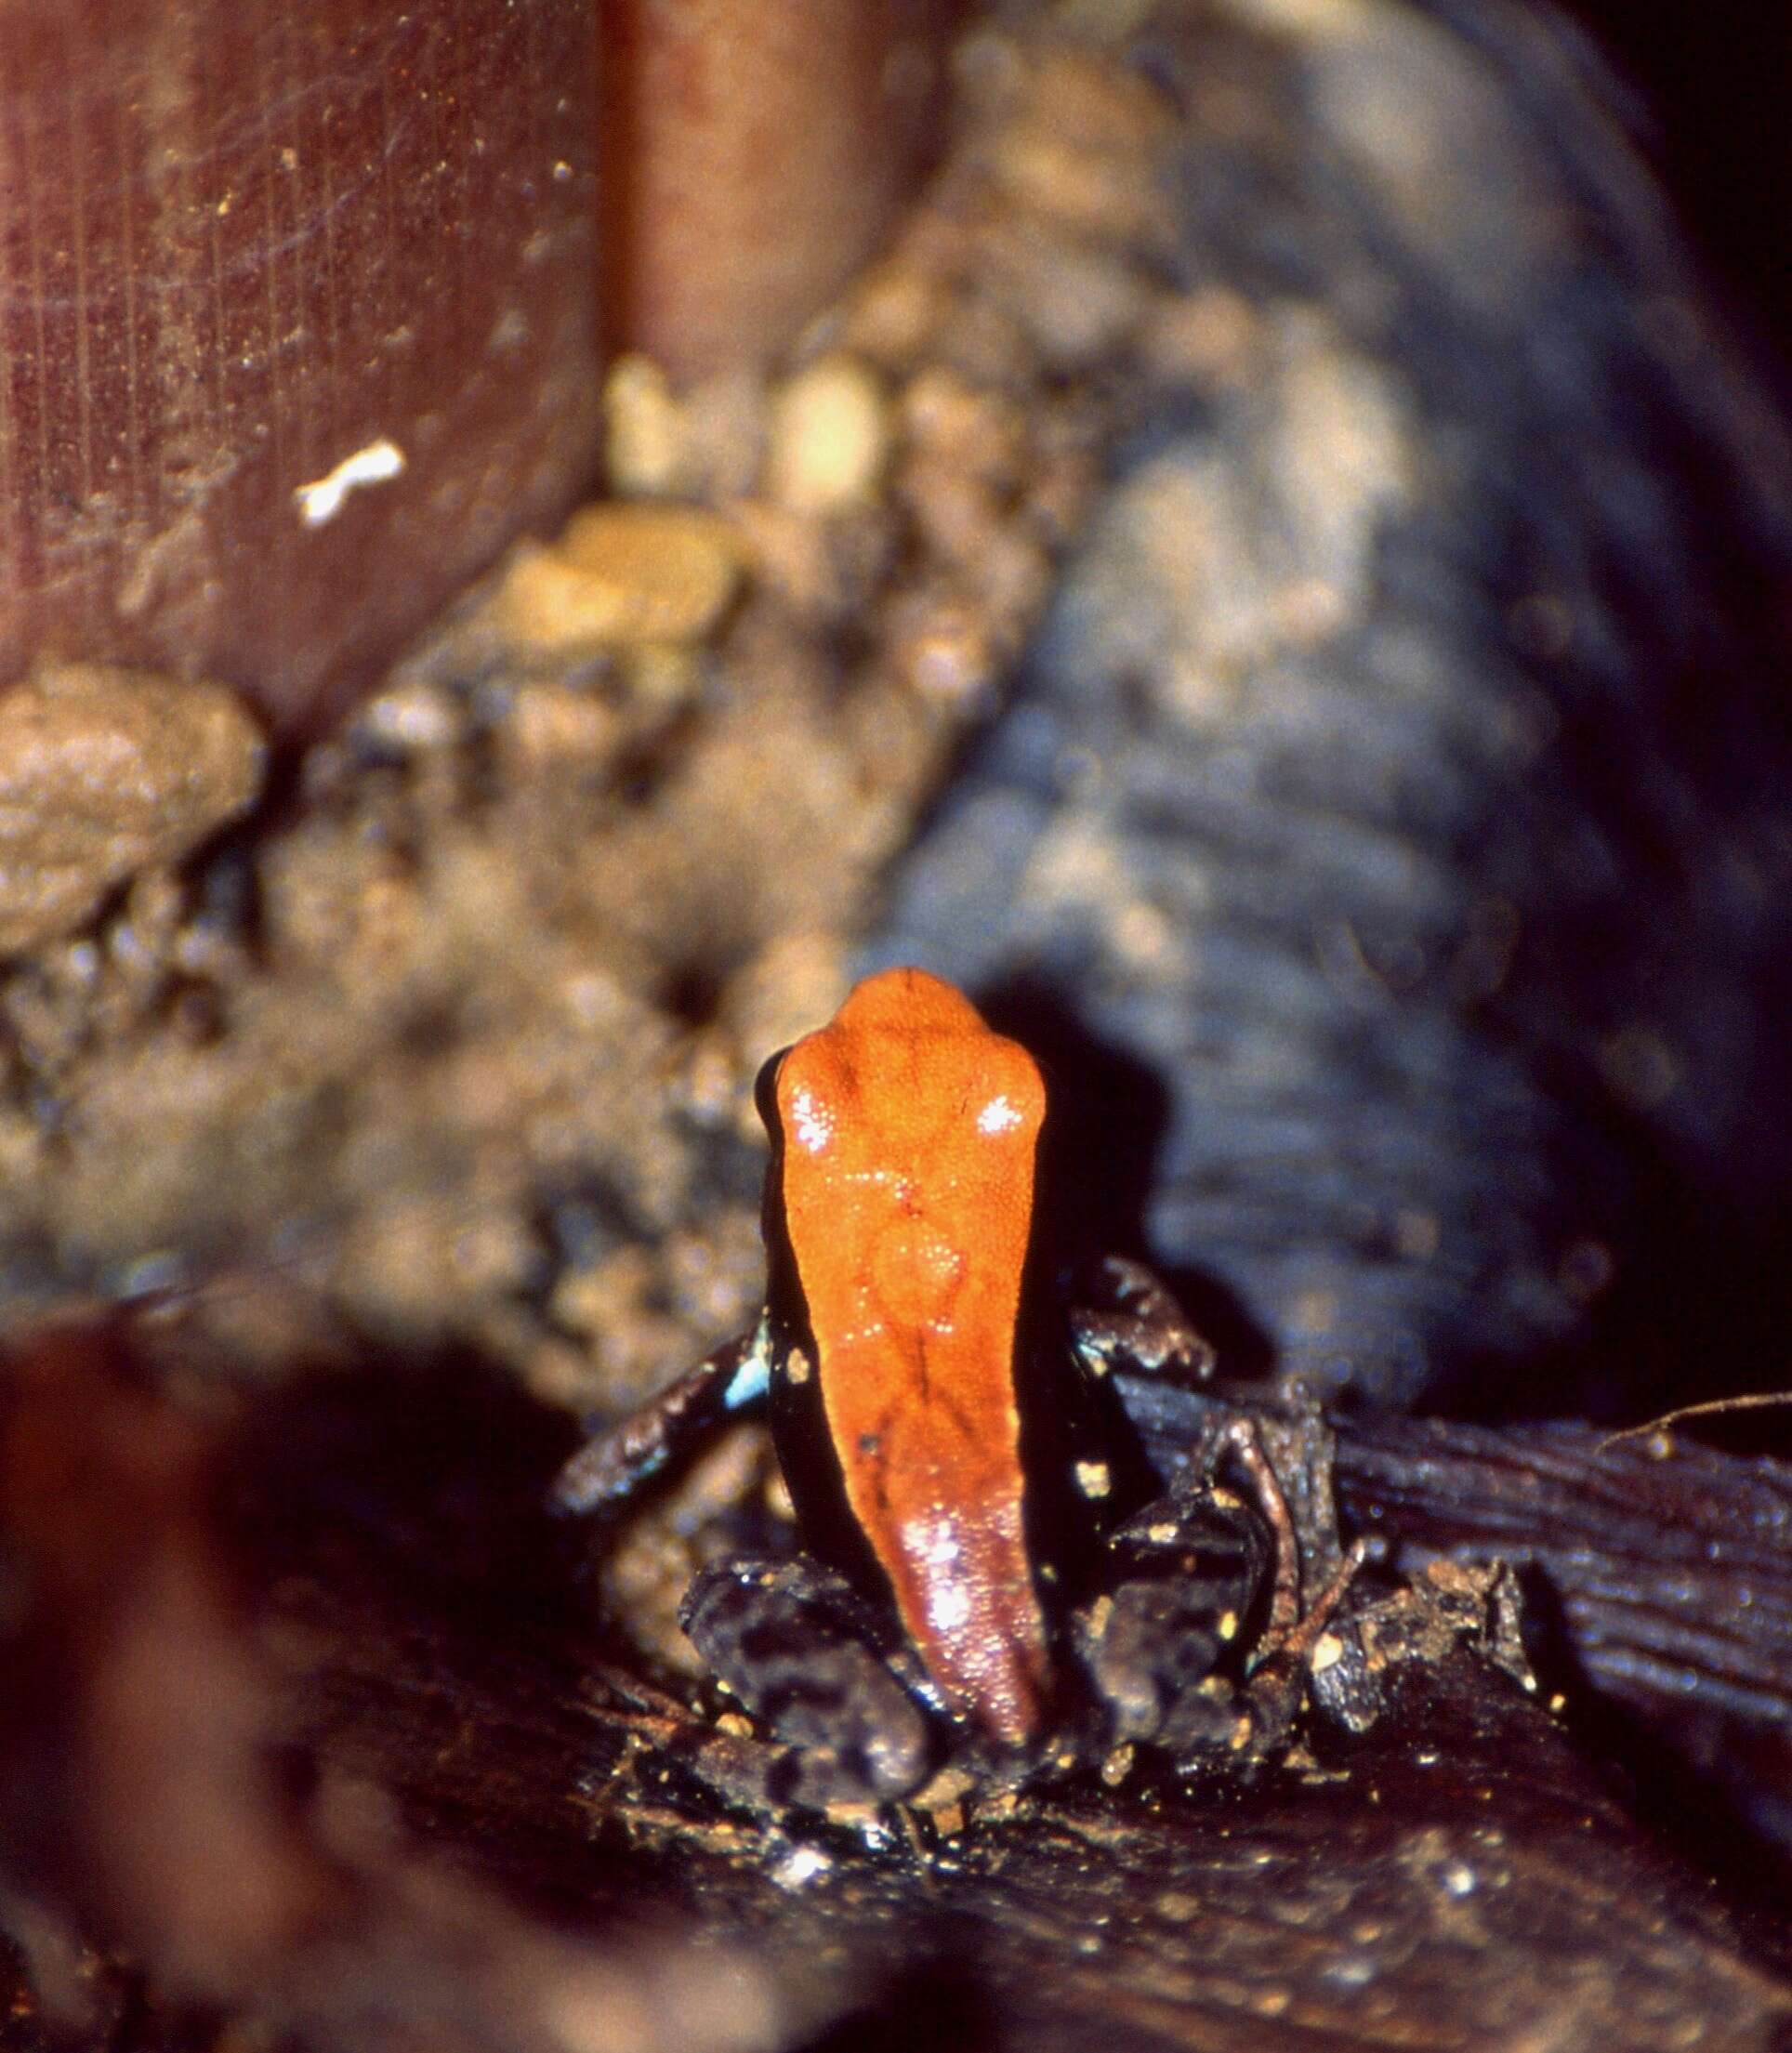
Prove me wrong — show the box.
[769,968,1051,1745]
[548,971,1359,1813]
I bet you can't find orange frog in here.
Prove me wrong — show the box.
[553,968,1363,1812]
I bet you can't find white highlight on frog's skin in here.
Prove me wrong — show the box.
[722,1318,774,1411]
[929,1583,971,1634]
[975,1093,1024,1136]
[723,1349,771,1411]
[294,436,406,525]
[905,1513,972,1635]
[789,1087,834,1152]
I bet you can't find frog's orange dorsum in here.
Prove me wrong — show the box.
[770,967,1051,1746]
[547,970,1357,1816]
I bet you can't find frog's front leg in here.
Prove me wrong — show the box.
[549,1315,773,1516]
[680,1555,936,1810]
[1067,1255,1216,1386]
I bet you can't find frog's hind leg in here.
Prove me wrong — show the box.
[1213,1415,1369,1757]
[680,1555,935,1809]
[1081,1413,1368,1769]
[549,1317,773,1517]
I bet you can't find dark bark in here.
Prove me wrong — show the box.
[1115,1368,1792,1880]
[1334,1409,1792,1870]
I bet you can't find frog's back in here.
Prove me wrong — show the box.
[767,967,1051,1745]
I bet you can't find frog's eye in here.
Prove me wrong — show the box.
[754,1046,791,1141]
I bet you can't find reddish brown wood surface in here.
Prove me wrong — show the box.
[0,0,601,733]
